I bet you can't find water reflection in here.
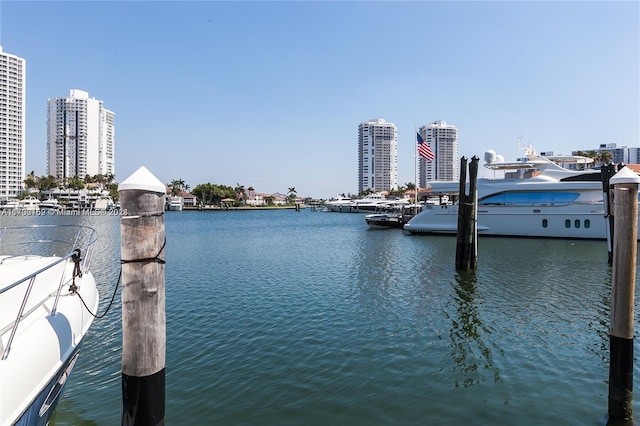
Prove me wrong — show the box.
[446,270,502,388]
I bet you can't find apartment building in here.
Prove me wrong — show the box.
[0,46,26,200]
[358,118,398,193]
[47,89,115,181]
[418,120,459,187]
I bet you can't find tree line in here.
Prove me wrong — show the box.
[22,172,118,200]
[168,179,300,206]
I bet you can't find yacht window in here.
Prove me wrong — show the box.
[478,192,580,207]
[575,220,580,228]
[542,219,548,228]
[565,219,571,228]
[585,219,590,228]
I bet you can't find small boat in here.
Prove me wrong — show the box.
[365,211,405,228]
[365,202,415,229]
[0,225,99,425]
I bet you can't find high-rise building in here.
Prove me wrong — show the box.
[0,46,26,200]
[358,118,398,193]
[572,143,640,165]
[418,120,459,187]
[47,89,115,181]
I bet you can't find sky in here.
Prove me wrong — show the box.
[0,1,638,199]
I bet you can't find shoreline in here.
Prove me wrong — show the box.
[182,205,311,212]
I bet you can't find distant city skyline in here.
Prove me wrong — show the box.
[0,1,637,198]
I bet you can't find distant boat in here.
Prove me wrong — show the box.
[168,196,183,211]
[17,196,41,212]
[0,225,99,425]
[325,195,352,212]
[365,202,414,229]
[365,211,404,229]
[40,197,61,211]
[0,200,19,211]
[94,196,115,211]
[349,193,388,213]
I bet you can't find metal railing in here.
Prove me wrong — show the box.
[0,225,98,360]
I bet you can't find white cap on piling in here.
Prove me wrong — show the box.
[119,166,167,194]
[610,166,640,185]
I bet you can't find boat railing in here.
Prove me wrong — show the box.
[0,225,98,360]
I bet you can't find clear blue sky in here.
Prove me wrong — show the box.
[1,1,638,199]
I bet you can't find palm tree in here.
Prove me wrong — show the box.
[38,176,58,193]
[600,151,613,165]
[169,180,182,196]
[234,183,246,202]
[67,176,85,191]
[24,171,37,192]
[287,187,297,204]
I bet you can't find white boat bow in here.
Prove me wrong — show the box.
[0,225,100,426]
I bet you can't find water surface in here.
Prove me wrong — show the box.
[2,210,633,425]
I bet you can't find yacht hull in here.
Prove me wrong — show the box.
[404,204,616,239]
[13,347,82,426]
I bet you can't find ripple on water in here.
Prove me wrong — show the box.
[26,212,637,425]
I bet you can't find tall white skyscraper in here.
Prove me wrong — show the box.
[358,118,398,193]
[418,120,459,187]
[0,46,26,200]
[47,89,115,181]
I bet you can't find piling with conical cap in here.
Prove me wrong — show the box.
[119,166,166,425]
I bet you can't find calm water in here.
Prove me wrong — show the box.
[2,209,637,425]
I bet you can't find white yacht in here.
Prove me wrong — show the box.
[0,200,19,211]
[94,196,115,211]
[404,146,623,239]
[348,193,388,213]
[0,225,99,425]
[168,196,184,211]
[17,196,41,212]
[325,195,353,212]
[39,197,61,211]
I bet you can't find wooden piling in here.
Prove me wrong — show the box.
[456,156,479,270]
[119,167,167,426]
[608,167,640,424]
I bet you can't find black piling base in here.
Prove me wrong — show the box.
[122,369,166,426]
[608,335,634,423]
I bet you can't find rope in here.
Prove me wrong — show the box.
[72,236,166,319]
[68,247,121,319]
[120,238,166,265]
[76,268,122,319]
